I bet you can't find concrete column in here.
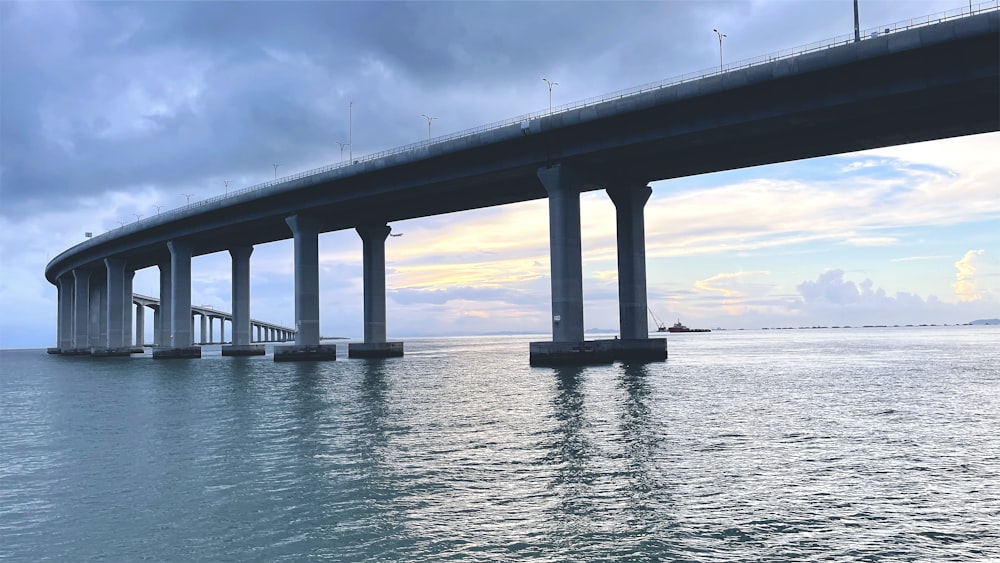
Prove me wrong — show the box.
[89,280,104,349]
[152,306,160,346]
[538,164,586,342]
[135,303,145,347]
[230,246,253,346]
[608,185,652,340]
[168,240,194,348]
[356,224,391,343]
[72,269,90,350]
[57,276,74,350]
[200,314,208,344]
[158,260,172,346]
[124,269,135,348]
[105,257,127,350]
[286,215,321,346]
[220,318,226,344]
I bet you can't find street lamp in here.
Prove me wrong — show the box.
[272,163,280,180]
[134,213,142,222]
[713,29,727,72]
[542,78,558,112]
[182,193,193,206]
[224,179,231,195]
[421,114,437,140]
[154,204,162,215]
[349,100,353,162]
[853,0,860,42]
[336,141,349,163]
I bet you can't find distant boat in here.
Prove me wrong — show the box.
[667,319,711,333]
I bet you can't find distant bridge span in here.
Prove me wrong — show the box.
[131,294,295,347]
[45,9,1000,362]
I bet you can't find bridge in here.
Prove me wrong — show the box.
[57,293,297,356]
[44,8,1000,363]
[133,294,295,351]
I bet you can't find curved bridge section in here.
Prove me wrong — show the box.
[131,293,295,345]
[44,11,1000,363]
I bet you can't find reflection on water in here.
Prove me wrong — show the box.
[2,328,999,561]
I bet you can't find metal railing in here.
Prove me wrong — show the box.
[75,1,999,250]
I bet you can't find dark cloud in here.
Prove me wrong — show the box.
[2,0,958,217]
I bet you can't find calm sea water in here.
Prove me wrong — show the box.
[2,327,998,562]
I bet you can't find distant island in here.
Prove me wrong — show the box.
[971,319,1000,325]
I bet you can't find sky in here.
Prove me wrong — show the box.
[1,0,998,349]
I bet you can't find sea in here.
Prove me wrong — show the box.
[1,326,998,562]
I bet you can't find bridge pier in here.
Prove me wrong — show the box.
[199,313,208,344]
[530,165,666,366]
[224,248,266,356]
[64,269,93,354]
[92,257,131,356]
[53,275,73,353]
[275,215,336,361]
[157,259,172,349]
[125,269,141,353]
[89,279,105,351]
[154,240,201,359]
[135,302,145,349]
[349,224,404,358]
[607,184,668,361]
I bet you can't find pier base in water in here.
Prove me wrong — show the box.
[222,344,266,357]
[348,342,404,359]
[529,338,667,366]
[273,344,337,362]
[152,346,202,359]
[91,347,133,357]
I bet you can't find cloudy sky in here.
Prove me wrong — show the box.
[1,0,998,348]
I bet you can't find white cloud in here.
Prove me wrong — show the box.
[953,249,997,303]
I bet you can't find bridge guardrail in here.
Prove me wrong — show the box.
[60,1,999,260]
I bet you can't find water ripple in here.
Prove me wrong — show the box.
[1,328,998,561]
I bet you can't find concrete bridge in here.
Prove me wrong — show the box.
[44,9,999,364]
[132,294,295,352]
[55,293,296,357]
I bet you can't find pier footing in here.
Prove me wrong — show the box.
[59,348,93,356]
[348,342,404,359]
[273,344,337,362]
[47,347,62,355]
[152,346,202,359]
[222,344,266,357]
[91,347,133,357]
[529,338,667,366]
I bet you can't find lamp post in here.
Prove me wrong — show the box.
[224,179,231,196]
[182,193,193,206]
[336,141,349,163]
[713,29,727,72]
[134,213,142,223]
[542,78,558,112]
[154,204,162,215]
[349,101,353,162]
[272,163,280,180]
[421,114,437,140]
[853,0,860,42]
